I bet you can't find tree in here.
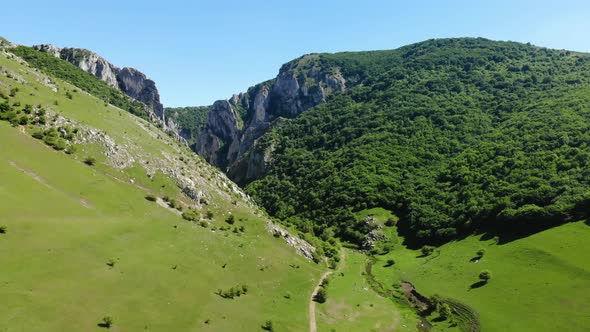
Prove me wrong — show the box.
[384,259,395,267]
[479,270,492,282]
[313,288,327,303]
[0,225,6,234]
[225,214,235,225]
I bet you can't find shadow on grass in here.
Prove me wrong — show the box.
[432,316,447,323]
[97,323,110,328]
[469,256,481,263]
[468,281,487,290]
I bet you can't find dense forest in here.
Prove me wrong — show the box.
[245,38,590,246]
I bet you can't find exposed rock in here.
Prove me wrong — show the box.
[195,54,348,184]
[32,44,164,121]
[265,221,316,260]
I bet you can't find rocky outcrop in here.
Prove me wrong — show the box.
[195,54,347,184]
[32,44,164,120]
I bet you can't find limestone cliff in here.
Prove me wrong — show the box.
[195,54,347,184]
[33,44,164,120]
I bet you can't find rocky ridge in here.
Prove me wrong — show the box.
[32,44,165,121]
[196,54,347,184]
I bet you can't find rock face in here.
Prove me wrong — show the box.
[32,44,164,120]
[196,54,347,184]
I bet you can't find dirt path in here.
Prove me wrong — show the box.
[309,250,346,332]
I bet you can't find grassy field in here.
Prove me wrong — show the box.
[317,249,417,332]
[0,48,325,331]
[370,220,590,331]
[0,119,324,331]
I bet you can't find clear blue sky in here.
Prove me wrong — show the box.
[2,0,589,107]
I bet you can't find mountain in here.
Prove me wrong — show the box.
[31,44,164,121]
[0,38,327,331]
[195,57,346,182]
[192,38,590,247]
[164,105,210,145]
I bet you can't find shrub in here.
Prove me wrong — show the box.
[476,249,486,258]
[83,157,96,166]
[225,214,235,224]
[216,285,249,299]
[420,245,435,256]
[182,210,199,222]
[99,316,113,328]
[65,145,77,155]
[385,217,398,226]
[18,116,28,125]
[145,194,157,202]
[479,270,492,282]
[53,138,67,151]
[32,131,44,139]
[313,287,327,303]
[261,320,274,331]
[438,303,452,320]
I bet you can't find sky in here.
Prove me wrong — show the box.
[1,0,590,107]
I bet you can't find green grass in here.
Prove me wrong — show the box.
[370,222,590,331]
[0,49,325,331]
[317,249,417,332]
[0,118,323,331]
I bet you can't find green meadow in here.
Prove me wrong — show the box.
[0,48,324,331]
[370,220,590,331]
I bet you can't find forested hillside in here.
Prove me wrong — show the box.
[245,38,590,245]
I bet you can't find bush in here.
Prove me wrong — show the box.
[476,249,486,258]
[216,284,249,299]
[225,214,235,224]
[52,138,67,151]
[420,245,435,256]
[438,303,452,320]
[479,270,492,282]
[32,131,44,139]
[65,145,77,155]
[313,287,327,303]
[261,320,274,331]
[83,157,96,166]
[385,217,398,226]
[99,316,113,328]
[182,210,199,222]
[145,195,157,202]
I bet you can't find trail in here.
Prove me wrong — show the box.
[309,250,346,332]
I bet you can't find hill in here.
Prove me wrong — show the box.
[214,38,590,246]
[0,40,329,331]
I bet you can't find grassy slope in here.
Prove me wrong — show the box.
[0,50,323,331]
[371,221,590,331]
[317,249,417,332]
